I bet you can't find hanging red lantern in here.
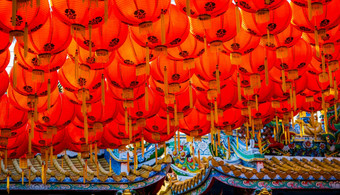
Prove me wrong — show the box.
[241,0,292,36]
[303,24,340,46]
[0,95,28,133]
[291,0,340,33]
[30,126,65,154]
[105,59,149,90]
[68,39,115,70]
[58,58,103,93]
[0,128,28,159]
[167,33,205,63]
[301,95,322,113]
[149,77,190,97]
[130,5,189,50]
[64,88,102,107]
[179,108,210,137]
[270,75,307,101]
[223,28,260,56]
[100,127,125,149]
[52,0,108,30]
[17,13,72,59]
[237,0,286,13]
[74,11,128,56]
[15,44,67,72]
[111,0,170,26]
[190,3,240,48]
[144,128,175,144]
[10,65,58,96]
[105,121,141,145]
[37,94,75,131]
[0,31,10,54]
[108,84,145,101]
[215,107,245,130]
[0,49,10,73]
[175,0,230,19]
[145,115,175,135]
[260,24,302,50]
[0,71,8,97]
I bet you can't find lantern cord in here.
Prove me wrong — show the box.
[141,136,145,158]
[214,98,218,123]
[101,74,105,105]
[235,3,240,34]
[237,72,241,101]
[166,109,170,135]
[145,82,149,111]
[47,79,51,110]
[104,0,108,22]
[189,80,193,108]
[89,24,92,57]
[161,13,165,45]
[146,44,150,75]
[24,23,28,57]
[186,0,190,16]
[127,152,130,174]
[12,0,17,27]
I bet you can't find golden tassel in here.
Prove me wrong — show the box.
[335,103,338,121]
[166,109,170,135]
[129,117,132,141]
[7,174,9,194]
[125,108,128,134]
[127,152,130,173]
[36,0,40,7]
[75,50,79,80]
[275,115,279,135]
[215,139,218,156]
[21,171,24,185]
[321,53,326,73]
[255,95,259,111]
[248,105,252,124]
[293,87,297,111]
[133,144,137,171]
[89,24,92,57]
[216,66,220,94]
[109,157,112,173]
[94,143,98,165]
[41,163,45,184]
[308,0,312,20]
[217,130,220,146]
[164,66,168,97]
[155,144,158,164]
[186,0,190,16]
[24,23,28,57]
[204,35,208,54]
[334,80,338,100]
[34,97,38,122]
[321,90,325,109]
[329,67,333,88]
[324,108,328,134]
[84,160,87,184]
[258,133,262,154]
[236,132,239,149]
[104,0,108,22]
[161,13,165,45]
[235,4,240,34]
[189,80,193,108]
[84,116,88,144]
[281,69,286,92]
[237,73,241,101]
[47,79,51,110]
[4,150,7,170]
[315,29,321,58]
[146,45,150,75]
[12,0,17,27]
[198,150,201,167]
[227,137,231,160]
[214,98,218,122]
[145,83,149,111]
[101,74,105,105]
[141,136,144,158]
[177,130,180,152]
[246,137,248,151]
[174,101,178,126]
[251,119,255,139]
[274,126,277,141]
[265,57,269,86]
[210,110,214,134]
[246,122,249,139]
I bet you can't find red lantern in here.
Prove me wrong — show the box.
[291,0,340,33]
[15,44,67,72]
[64,88,102,105]
[179,108,210,137]
[303,24,340,46]
[31,127,65,154]
[0,71,8,97]
[108,84,145,101]
[105,121,141,144]
[100,127,127,149]
[144,128,175,143]
[52,0,108,30]
[237,0,286,13]
[0,49,10,73]
[0,128,28,159]
[223,28,261,55]
[190,3,240,47]
[215,107,245,130]
[130,5,189,50]
[241,0,292,36]
[74,11,128,54]
[0,95,28,132]
[111,0,170,26]
[0,31,10,54]
[145,115,175,135]
[10,65,58,96]
[175,0,230,19]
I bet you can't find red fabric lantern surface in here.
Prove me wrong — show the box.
[305,71,340,93]
[105,58,149,89]
[100,127,127,149]
[7,84,59,112]
[215,107,245,130]
[270,75,307,101]
[0,0,49,34]
[223,28,261,55]
[52,0,108,29]
[0,31,10,54]
[145,115,175,134]
[303,24,340,47]
[0,71,9,97]
[0,95,28,132]
[274,95,304,115]
[309,55,339,76]
[117,87,161,120]
[179,108,210,137]
[237,0,286,13]
[105,121,142,144]
[75,92,118,127]
[312,44,340,63]
[68,39,115,70]
[250,102,275,119]
[0,129,28,159]
[237,45,277,76]
[37,94,75,131]
[175,0,230,19]
[74,11,128,53]
[30,127,65,153]
[144,128,175,143]
[197,79,237,111]
[260,24,302,50]
[190,3,240,46]
[292,0,333,7]
[63,88,102,105]
[149,77,190,97]
[274,38,312,76]
[0,49,10,73]
[301,96,322,113]
[151,56,192,84]
[15,44,67,72]
[291,0,340,33]
[130,5,189,49]
[241,0,292,36]
[17,13,72,56]
[112,0,170,26]
[196,47,235,82]
[167,33,205,62]
[10,65,58,96]
[115,31,159,66]
[58,58,103,93]
[108,84,145,101]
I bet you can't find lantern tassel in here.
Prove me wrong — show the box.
[246,122,249,139]
[13,57,17,88]
[329,65,333,88]
[24,23,28,57]
[41,163,45,184]
[237,73,241,101]
[104,0,108,22]
[161,13,165,45]
[177,130,180,152]
[36,0,40,7]
[133,144,137,171]
[47,79,51,110]
[146,45,150,75]
[314,29,320,57]
[21,171,24,185]
[141,136,144,158]
[129,118,132,141]
[216,66,220,94]
[155,144,158,164]
[84,116,88,144]
[126,152,130,174]
[89,24,92,57]
[166,109,170,135]
[164,66,168,97]
[293,87,297,111]
[334,79,338,100]
[34,97,38,122]
[145,83,149,111]
[227,137,231,160]
[174,101,178,126]
[7,174,10,194]
[189,80,193,108]
[214,98,218,122]
[235,4,240,33]
[125,108,128,134]
[281,69,286,92]
[335,103,338,121]
[251,119,255,139]
[12,0,17,27]
[324,108,328,134]
[308,0,312,20]
[265,57,269,85]
[109,157,112,173]
[101,74,105,105]
[186,0,190,16]
[84,160,87,184]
